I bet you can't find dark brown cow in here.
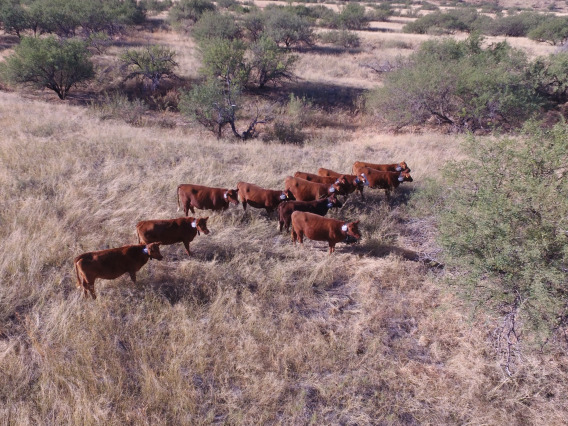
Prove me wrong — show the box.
[356,167,413,199]
[177,184,239,216]
[236,181,291,215]
[136,216,210,256]
[74,243,163,299]
[290,211,361,254]
[278,194,342,232]
[284,176,345,202]
[352,161,410,175]
[316,168,365,198]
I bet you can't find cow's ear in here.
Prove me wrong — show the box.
[204,216,209,221]
[352,220,360,225]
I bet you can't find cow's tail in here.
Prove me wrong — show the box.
[176,185,181,212]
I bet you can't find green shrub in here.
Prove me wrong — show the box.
[529,52,568,104]
[0,2,32,38]
[528,16,568,45]
[434,122,568,348]
[367,36,541,131]
[264,8,314,47]
[248,36,298,88]
[318,30,360,48]
[242,12,265,42]
[191,11,240,42]
[1,36,94,100]
[199,38,249,87]
[484,11,548,37]
[140,0,173,14]
[121,44,178,92]
[168,0,215,30]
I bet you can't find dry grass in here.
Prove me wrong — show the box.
[1,90,568,424]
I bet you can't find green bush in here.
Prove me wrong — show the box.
[168,0,215,30]
[367,36,541,131]
[121,44,178,91]
[264,8,314,47]
[324,3,369,30]
[191,11,240,42]
[403,11,470,34]
[248,36,298,88]
[528,16,568,45]
[529,52,568,104]
[1,36,94,100]
[484,11,548,37]
[318,30,360,48]
[199,38,249,87]
[0,2,32,38]
[433,122,568,347]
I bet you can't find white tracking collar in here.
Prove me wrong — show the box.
[398,175,404,182]
[143,247,149,254]
[341,224,348,232]
[280,193,286,200]
[191,220,197,228]
[223,192,228,199]
[329,186,335,193]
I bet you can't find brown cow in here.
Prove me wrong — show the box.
[284,176,345,201]
[290,211,361,254]
[177,184,239,216]
[278,193,342,232]
[293,172,354,196]
[74,242,163,299]
[136,216,210,256]
[236,181,291,215]
[352,161,410,175]
[357,167,413,199]
[316,168,365,198]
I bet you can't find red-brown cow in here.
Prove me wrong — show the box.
[352,161,410,175]
[177,184,239,216]
[284,176,345,201]
[290,211,361,254]
[74,242,163,299]
[356,167,413,199]
[237,181,291,215]
[293,172,354,196]
[136,216,210,256]
[316,167,365,198]
[278,193,342,232]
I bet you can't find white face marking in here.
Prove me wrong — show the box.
[329,186,335,193]
[143,247,149,254]
[191,221,197,228]
[280,193,286,200]
[341,224,348,232]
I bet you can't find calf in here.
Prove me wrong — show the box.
[177,184,239,216]
[290,211,361,254]
[357,167,413,199]
[74,242,163,299]
[237,181,291,215]
[284,176,345,201]
[136,216,210,256]
[352,161,410,175]
[278,193,342,232]
[317,167,365,199]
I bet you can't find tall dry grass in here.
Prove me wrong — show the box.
[1,91,568,424]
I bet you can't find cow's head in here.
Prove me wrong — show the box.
[224,189,240,205]
[283,188,295,200]
[341,220,361,243]
[192,217,210,236]
[352,175,366,191]
[399,161,410,172]
[327,193,342,209]
[145,242,163,260]
[359,173,370,186]
[399,171,413,183]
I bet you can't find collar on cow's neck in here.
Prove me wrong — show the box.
[143,246,149,255]
[191,220,197,228]
[398,173,404,182]
[223,191,228,200]
[341,224,348,232]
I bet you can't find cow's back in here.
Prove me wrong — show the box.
[291,211,340,241]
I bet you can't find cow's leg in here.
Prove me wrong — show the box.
[87,282,97,299]
[183,240,191,256]
[242,200,247,211]
[359,187,365,200]
[291,229,297,244]
[329,243,336,254]
[129,271,137,283]
[298,231,304,245]
[188,203,195,215]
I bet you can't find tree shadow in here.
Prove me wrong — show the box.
[283,81,367,112]
[0,34,19,52]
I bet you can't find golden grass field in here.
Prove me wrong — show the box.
[2,1,568,423]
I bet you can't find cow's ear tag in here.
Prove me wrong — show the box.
[223,192,228,199]
[280,193,287,200]
[191,221,197,228]
[329,186,335,193]
[143,247,149,254]
[341,224,348,232]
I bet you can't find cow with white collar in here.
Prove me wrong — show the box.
[177,184,239,215]
[74,242,163,299]
[136,216,210,256]
[355,167,413,200]
[236,181,292,215]
[352,161,410,174]
[284,176,346,202]
[290,211,361,254]
[316,168,366,199]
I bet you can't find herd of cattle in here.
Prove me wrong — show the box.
[74,161,412,299]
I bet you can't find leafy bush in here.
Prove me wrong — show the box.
[121,44,178,91]
[367,36,541,131]
[0,2,32,37]
[403,11,470,34]
[248,36,298,88]
[199,38,249,88]
[529,52,568,104]
[168,0,215,30]
[264,7,314,47]
[1,36,94,100]
[140,0,173,14]
[191,11,240,42]
[329,3,369,30]
[434,122,568,350]
[484,11,548,37]
[318,30,360,48]
[528,16,568,45]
